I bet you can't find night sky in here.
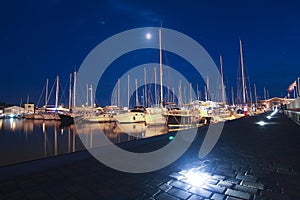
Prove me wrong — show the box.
[0,0,299,106]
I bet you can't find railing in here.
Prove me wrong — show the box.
[284,110,300,125]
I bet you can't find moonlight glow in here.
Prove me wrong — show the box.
[145,33,152,39]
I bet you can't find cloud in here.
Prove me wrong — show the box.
[107,0,161,23]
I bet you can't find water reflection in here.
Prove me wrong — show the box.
[0,119,169,167]
[0,119,81,167]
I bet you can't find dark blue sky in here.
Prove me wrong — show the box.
[0,0,299,105]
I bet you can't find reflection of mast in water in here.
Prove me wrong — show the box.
[43,122,47,157]
[54,126,57,156]
[89,127,93,149]
[68,127,71,153]
[73,128,75,152]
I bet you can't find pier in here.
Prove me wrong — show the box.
[0,111,299,199]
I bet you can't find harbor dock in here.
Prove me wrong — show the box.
[0,111,299,200]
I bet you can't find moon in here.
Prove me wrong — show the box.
[145,33,152,39]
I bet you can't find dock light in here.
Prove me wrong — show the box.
[169,136,174,140]
[145,33,152,40]
[179,168,210,187]
[257,121,267,126]
[266,109,278,119]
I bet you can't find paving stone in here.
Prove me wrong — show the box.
[159,183,173,192]
[218,181,233,188]
[212,174,226,181]
[202,183,226,194]
[156,192,180,200]
[64,184,85,194]
[225,196,243,200]
[189,187,212,199]
[135,193,155,200]
[225,178,240,185]
[47,187,72,200]
[253,194,268,200]
[187,194,204,200]
[276,168,291,175]
[26,190,53,200]
[147,179,166,187]
[222,172,236,178]
[233,184,258,194]
[235,175,257,182]
[168,188,192,199]
[170,180,192,190]
[211,193,225,200]
[225,189,251,200]
[241,181,264,190]
[215,169,235,177]
[206,179,219,185]
[170,173,185,181]
[2,190,25,200]
[74,188,96,199]
[0,181,20,194]
[144,186,161,197]
[261,190,290,200]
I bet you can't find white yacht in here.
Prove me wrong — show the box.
[113,106,146,123]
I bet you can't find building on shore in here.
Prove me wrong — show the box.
[3,106,24,118]
[24,104,35,114]
[259,97,294,111]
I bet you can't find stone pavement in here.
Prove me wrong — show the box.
[0,112,299,200]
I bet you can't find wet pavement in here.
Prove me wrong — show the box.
[0,112,299,200]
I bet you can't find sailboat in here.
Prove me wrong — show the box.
[58,72,76,124]
[144,28,167,126]
[235,39,249,117]
[113,79,147,124]
[42,76,65,120]
[59,72,117,124]
[113,28,167,125]
[24,79,49,120]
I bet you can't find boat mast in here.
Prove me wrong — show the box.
[127,74,130,108]
[135,79,138,106]
[118,78,120,107]
[69,73,72,110]
[86,83,89,106]
[45,78,48,107]
[231,86,235,106]
[196,84,199,100]
[189,83,192,103]
[254,83,257,107]
[298,77,300,97]
[159,28,163,107]
[178,80,182,107]
[220,55,226,104]
[183,86,186,105]
[206,76,210,101]
[154,67,157,106]
[55,76,59,109]
[90,84,93,108]
[240,39,246,104]
[73,71,77,108]
[144,67,147,107]
[204,86,208,102]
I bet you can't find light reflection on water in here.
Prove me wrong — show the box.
[0,119,169,167]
